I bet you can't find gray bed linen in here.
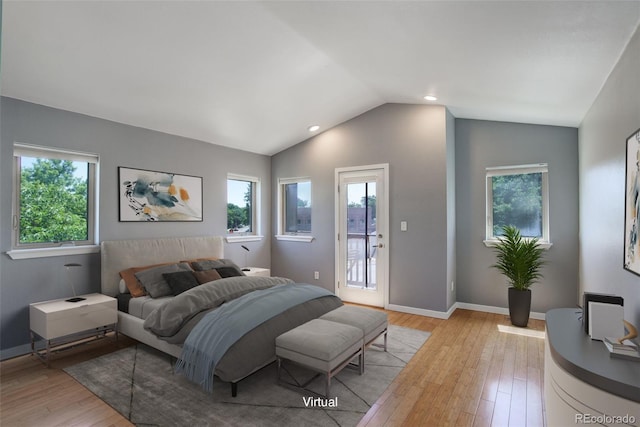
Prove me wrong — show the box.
[166,293,342,382]
[142,274,343,385]
[215,294,342,382]
[129,295,173,319]
[143,276,293,338]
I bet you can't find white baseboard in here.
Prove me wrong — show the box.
[387,303,457,319]
[386,302,546,321]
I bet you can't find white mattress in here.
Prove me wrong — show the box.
[128,295,173,319]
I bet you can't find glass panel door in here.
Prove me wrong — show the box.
[336,166,387,307]
[346,181,377,289]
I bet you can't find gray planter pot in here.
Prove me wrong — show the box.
[508,287,531,327]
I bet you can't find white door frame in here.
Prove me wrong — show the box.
[334,163,389,308]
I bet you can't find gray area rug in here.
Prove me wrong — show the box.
[64,325,429,427]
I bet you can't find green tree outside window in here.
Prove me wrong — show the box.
[491,173,542,237]
[19,158,89,243]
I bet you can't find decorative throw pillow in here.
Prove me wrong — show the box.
[191,258,243,272]
[120,262,174,297]
[162,271,200,296]
[215,266,245,278]
[192,269,222,284]
[135,263,192,298]
[181,257,220,270]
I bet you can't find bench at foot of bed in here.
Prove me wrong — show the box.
[275,318,363,397]
[319,305,388,356]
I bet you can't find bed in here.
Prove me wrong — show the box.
[100,236,342,396]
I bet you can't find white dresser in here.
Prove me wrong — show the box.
[545,309,640,426]
[30,293,117,365]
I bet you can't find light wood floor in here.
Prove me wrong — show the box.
[0,309,546,427]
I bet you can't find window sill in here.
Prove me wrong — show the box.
[6,245,100,260]
[483,239,553,250]
[225,235,264,243]
[275,234,315,243]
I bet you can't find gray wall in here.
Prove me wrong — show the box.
[578,25,640,328]
[455,119,579,313]
[0,97,271,357]
[271,103,454,313]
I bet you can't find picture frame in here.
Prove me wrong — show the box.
[118,166,203,222]
[624,128,640,276]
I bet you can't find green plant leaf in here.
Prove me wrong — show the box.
[491,225,546,290]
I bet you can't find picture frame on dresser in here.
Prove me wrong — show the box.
[118,166,203,222]
[624,127,640,276]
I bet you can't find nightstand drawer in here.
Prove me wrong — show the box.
[41,307,116,339]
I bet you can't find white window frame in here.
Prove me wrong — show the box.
[275,177,314,243]
[7,143,100,259]
[484,163,552,249]
[226,173,262,243]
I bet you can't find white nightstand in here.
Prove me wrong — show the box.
[30,293,117,366]
[243,267,271,277]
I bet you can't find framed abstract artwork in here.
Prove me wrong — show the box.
[624,128,640,276]
[118,167,203,222]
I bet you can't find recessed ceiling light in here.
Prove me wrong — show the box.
[308,125,320,132]
[423,95,438,101]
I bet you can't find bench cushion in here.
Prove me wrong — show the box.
[275,318,362,372]
[320,305,388,344]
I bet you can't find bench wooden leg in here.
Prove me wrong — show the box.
[277,346,363,398]
[370,328,388,352]
[326,374,331,398]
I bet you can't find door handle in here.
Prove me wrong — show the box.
[372,244,384,248]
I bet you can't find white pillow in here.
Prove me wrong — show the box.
[119,278,129,294]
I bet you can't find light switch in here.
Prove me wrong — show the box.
[401,221,407,231]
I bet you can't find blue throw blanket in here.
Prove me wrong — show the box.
[175,283,334,392]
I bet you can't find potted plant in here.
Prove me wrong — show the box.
[492,225,546,327]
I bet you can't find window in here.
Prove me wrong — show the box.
[485,163,550,247]
[283,180,311,233]
[276,178,313,242]
[227,174,260,238]
[12,143,98,252]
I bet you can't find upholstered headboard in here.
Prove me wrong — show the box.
[100,236,224,296]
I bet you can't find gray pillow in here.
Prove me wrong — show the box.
[135,263,192,298]
[163,271,200,296]
[215,266,244,278]
[191,258,244,274]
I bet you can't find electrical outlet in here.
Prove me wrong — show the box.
[314,271,319,280]
[451,281,455,291]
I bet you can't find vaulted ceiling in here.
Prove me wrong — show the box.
[2,1,639,155]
